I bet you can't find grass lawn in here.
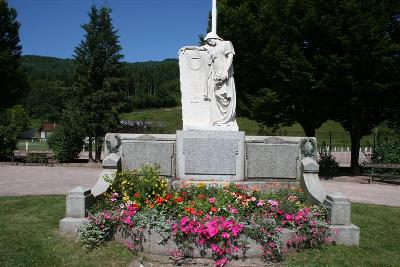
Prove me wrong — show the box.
[285,203,400,267]
[17,140,50,151]
[1,196,399,266]
[0,195,132,267]
[121,107,385,146]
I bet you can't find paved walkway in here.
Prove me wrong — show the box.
[0,165,101,196]
[321,178,400,207]
[1,165,399,207]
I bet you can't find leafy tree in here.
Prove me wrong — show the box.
[73,5,124,161]
[0,0,28,109]
[48,105,85,162]
[0,105,29,159]
[216,0,344,136]
[331,0,400,173]
[216,0,400,174]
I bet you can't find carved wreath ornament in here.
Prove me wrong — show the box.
[105,134,122,154]
[300,138,317,158]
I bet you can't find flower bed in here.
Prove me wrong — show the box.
[79,165,333,266]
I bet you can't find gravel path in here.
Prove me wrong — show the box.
[0,164,101,196]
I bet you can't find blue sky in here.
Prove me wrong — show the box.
[9,0,211,62]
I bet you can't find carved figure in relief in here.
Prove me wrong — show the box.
[180,32,238,129]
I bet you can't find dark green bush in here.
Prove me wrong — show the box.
[372,131,400,164]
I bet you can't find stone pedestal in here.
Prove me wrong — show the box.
[324,192,360,246]
[176,130,245,181]
[59,186,93,236]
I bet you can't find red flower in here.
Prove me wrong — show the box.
[197,210,203,216]
[133,192,140,198]
[166,193,173,200]
[210,206,217,213]
[175,197,184,203]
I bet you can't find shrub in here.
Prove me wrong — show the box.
[0,105,30,160]
[48,126,83,162]
[372,131,400,164]
[318,148,339,178]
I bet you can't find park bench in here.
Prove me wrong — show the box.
[362,163,400,184]
[11,151,26,165]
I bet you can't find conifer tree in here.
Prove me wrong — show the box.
[73,5,124,161]
[0,0,27,109]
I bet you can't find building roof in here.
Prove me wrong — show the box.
[20,128,36,139]
[39,122,56,132]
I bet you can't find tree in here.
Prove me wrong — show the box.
[0,0,28,109]
[216,0,400,173]
[332,0,400,173]
[215,0,343,137]
[48,105,85,162]
[73,5,124,161]
[0,105,29,159]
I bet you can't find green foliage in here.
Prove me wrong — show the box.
[73,5,124,160]
[0,0,28,109]
[26,79,73,121]
[318,149,339,178]
[77,211,115,250]
[372,131,400,164]
[107,165,169,201]
[217,0,400,174]
[47,105,85,162]
[0,105,29,159]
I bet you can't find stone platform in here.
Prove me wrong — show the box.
[103,132,317,182]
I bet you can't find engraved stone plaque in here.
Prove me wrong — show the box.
[247,144,299,178]
[122,141,174,176]
[184,138,237,175]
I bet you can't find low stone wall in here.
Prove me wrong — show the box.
[115,228,296,259]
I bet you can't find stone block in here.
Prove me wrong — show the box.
[121,139,175,176]
[324,192,352,225]
[246,142,299,179]
[91,169,117,197]
[176,130,245,181]
[330,224,360,246]
[301,157,319,173]
[59,217,89,236]
[66,186,93,218]
[102,153,121,170]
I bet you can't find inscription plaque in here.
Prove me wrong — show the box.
[184,138,237,175]
[122,141,174,176]
[247,144,299,178]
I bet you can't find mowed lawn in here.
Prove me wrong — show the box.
[0,196,399,266]
[121,107,383,146]
[0,196,132,267]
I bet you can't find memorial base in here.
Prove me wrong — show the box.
[176,130,245,181]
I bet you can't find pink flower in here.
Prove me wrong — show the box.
[215,257,228,267]
[229,207,238,214]
[250,196,256,202]
[268,199,278,207]
[221,232,230,239]
[209,197,215,204]
[285,214,293,222]
[123,216,131,225]
[257,199,265,206]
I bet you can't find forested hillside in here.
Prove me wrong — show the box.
[21,55,180,121]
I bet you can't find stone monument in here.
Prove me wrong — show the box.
[61,0,359,246]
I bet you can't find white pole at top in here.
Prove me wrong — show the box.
[212,0,217,33]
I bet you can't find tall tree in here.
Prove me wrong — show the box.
[332,0,400,174]
[216,0,400,173]
[73,5,124,161]
[0,0,27,109]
